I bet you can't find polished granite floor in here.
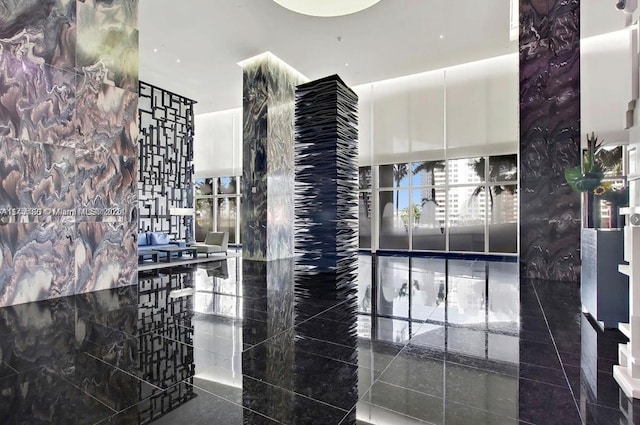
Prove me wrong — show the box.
[0,254,636,424]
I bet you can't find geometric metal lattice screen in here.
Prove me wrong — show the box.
[138,81,196,241]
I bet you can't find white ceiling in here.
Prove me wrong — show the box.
[139,0,626,115]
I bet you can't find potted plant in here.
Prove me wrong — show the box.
[564,132,628,227]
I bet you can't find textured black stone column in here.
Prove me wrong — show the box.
[294,75,358,287]
[519,0,581,282]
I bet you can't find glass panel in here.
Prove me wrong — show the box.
[410,258,446,321]
[487,262,519,330]
[237,198,241,245]
[448,186,485,252]
[447,260,486,325]
[195,178,214,196]
[596,146,624,177]
[359,166,372,190]
[358,255,373,313]
[379,189,409,250]
[489,154,517,182]
[359,192,372,249]
[376,256,409,319]
[379,163,410,188]
[447,157,484,184]
[217,197,237,243]
[412,188,445,251]
[412,160,445,187]
[217,177,237,194]
[488,185,518,253]
[195,198,214,242]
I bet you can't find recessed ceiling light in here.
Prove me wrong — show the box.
[439,34,444,39]
[345,63,349,67]
[176,59,181,63]
[153,48,158,52]
[273,0,381,17]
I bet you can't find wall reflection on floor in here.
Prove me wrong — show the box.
[0,255,638,423]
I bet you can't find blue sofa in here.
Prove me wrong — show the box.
[138,232,186,262]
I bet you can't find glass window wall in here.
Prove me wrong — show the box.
[195,176,241,244]
[372,154,517,254]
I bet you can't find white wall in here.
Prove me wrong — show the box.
[193,29,632,175]
[194,108,241,178]
[581,29,632,146]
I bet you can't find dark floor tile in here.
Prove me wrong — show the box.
[445,401,529,425]
[0,368,114,425]
[295,316,358,347]
[296,334,359,365]
[76,286,138,315]
[446,362,519,420]
[87,333,200,390]
[558,350,618,374]
[574,365,630,411]
[55,352,157,412]
[444,351,519,377]
[2,328,94,374]
[0,362,18,381]
[549,328,581,354]
[242,375,348,424]
[362,381,443,425]
[519,315,550,334]
[518,378,582,425]
[242,333,364,411]
[96,382,279,425]
[377,346,444,398]
[519,339,563,370]
[520,363,571,388]
[353,400,432,424]
[518,328,554,345]
[583,402,640,425]
[76,320,136,348]
[531,280,580,301]
[357,339,405,372]
[80,306,140,337]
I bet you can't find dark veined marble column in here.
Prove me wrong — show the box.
[519,0,581,282]
[241,53,307,261]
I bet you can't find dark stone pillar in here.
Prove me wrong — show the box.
[519,0,581,282]
[294,75,359,277]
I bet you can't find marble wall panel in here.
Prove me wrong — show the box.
[77,0,138,29]
[0,137,76,223]
[0,0,76,70]
[241,145,268,224]
[0,223,75,307]
[74,221,137,294]
[76,0,138,92]
[76,75,138,157]
[519,0,580,282]
[242,220,267,262]
[242,54,306,261]
[0,45,78,145]
[0,0,138,307]
[76,151,136,222]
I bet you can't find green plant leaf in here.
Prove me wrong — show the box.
[564,167,582,191]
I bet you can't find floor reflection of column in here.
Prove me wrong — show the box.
[241,259,296,422]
